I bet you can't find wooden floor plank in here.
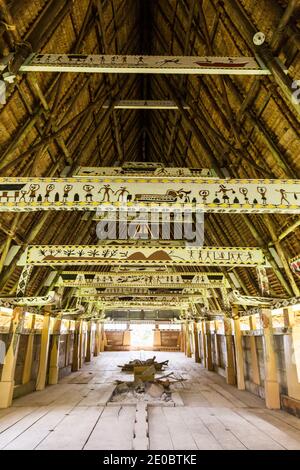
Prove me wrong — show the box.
[0,407,37,434]
[179,407,224,450]
[148,407,174,450]
[36,406,104,450]
[0,407,50,449]
[84,406,135,450]
[162,407,198,450]
[214,407,285,450]
[3,405,75,450]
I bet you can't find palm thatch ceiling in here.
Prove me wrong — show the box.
[0,0,299,309]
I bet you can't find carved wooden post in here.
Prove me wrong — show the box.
[0,307,24,408]
[205,321,213,371]
[260,308,281,409]
[72,320,82,372]
[79,321,86,368]
[22,314,35,385]
[185,321,192,358]
[48,318,61,385]
[214,320,220,367]
[94,322,101,356]
[36,307,51,391]
[249,316,260,386]
[224,317,236,385]
[283,307,300,401]
[193,321,201,363]
[233,308,245,390]
[85,321,93,363]
[200,320,207,367]
[100,323,105,352]
[65,321,72,367]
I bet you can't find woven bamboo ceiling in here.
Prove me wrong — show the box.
[0,0,299,307]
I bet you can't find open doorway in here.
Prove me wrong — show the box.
[130,324,154,349]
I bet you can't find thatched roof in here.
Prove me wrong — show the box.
[0,0,299,308]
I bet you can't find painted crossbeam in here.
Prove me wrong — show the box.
[0,176,299,213]
[0,54,272,75]
[95,301,190,309]
[72,164,215,177]
[58,271,230,288]
[79,294,206,303]
[19,245,269,267]
[0,291,60,307]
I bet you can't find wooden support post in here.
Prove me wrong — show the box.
[214,321,221,367]
[185,322,192,358]
[182,323,186,354]
[72,320,82,372]
[36,307,51,391]
[249,316,260,385]
[205,321,213,371]
[153,324,161,348]
[283,308,300,400]
[224,317,236,385]
[48,318,61,385]
[79,321,86,368]
[260,308,281,409]
[233,308,245,390]
[123,323,131,347]
[102,327,108,351]
[200,320,207,367]
[193,321,201,363]
[65,321,71,367]
[0,307,24,408]
[94,322,101,356]
[85,321,93,363]
[22,314,35,385]
[100,324,105,352]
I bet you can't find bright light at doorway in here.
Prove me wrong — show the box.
[130,324,154,348]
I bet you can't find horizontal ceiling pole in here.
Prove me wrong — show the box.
[58,271,230,288]
[102,100,190,109]
[0,175,299,214]
[93,302,191,308]
[77,294,207,302]
[73,287,215,295]
[0,53,273,75]
[19,245,269,267]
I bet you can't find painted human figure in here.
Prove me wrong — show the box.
[44,184,55,202]
[63,184,73,203]
[28,184,40,202]
[177,189,191,202]
[257,187,267,205]
[199,190,209,202]
[115,186,129,202]
[19,190,27,202]
[98,184,114,202]
[278,189,290,205]
[83,184,94,202]
[215,185,235,203]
